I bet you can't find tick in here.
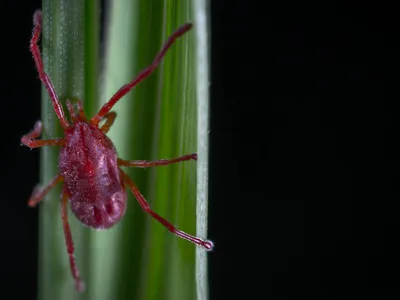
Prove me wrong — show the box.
[22,10,214,292]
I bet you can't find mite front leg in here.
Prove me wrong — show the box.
[118,153,197,168]
[120,169,213,251]
[28,173,63,207]
[31,10,70,129]
[91,23,193,125]
[21,121,65,148]
[75,99,87,121]
[66,99,77,122]
[66,99,88,122]
[61,188,84,292]
[99,112,117,133]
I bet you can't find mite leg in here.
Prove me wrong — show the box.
[31,10,69,129]
[61,188,84,292]
[66,99,77,122]
[118,153,197,168]
[120,169,214,251]
[100,112,117,133]
[91,23,193,125]
[21,121,65,148]
[28,173,63,207]
[75,100,87,121]
[66,99,87,122]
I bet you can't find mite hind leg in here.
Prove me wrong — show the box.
[21,121,65,148]
[118,153,197,168]
[120,169,213,251]
[60,187,84,292]
[28,173,63,207]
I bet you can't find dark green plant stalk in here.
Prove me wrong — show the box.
[39,1,99,299]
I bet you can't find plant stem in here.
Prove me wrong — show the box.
[193,0,211,299]
[39,1,99,299]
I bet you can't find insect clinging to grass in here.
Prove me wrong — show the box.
[22,10,214,292]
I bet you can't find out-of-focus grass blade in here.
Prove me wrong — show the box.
[39,0,99,299]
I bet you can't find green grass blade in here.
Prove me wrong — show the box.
[142,1,198,298]
[39,1,99,299]
[38,0,210,299]
[193,1,211,300]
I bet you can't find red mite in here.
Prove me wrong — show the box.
[22,10,214,292]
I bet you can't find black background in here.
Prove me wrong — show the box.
[1,0,400,299]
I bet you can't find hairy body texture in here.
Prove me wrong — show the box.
[59,122,126,229]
